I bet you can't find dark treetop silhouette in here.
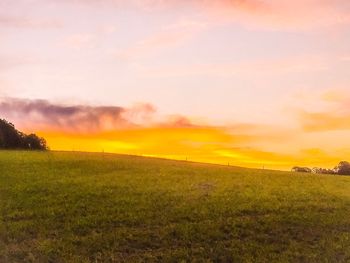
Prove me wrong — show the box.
[0,119,47,150]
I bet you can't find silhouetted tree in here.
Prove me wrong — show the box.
[24,134,47,150]
[0,119,47,150]
[334,161,350,175]
[0,119,23,149]
[312,167,336,175]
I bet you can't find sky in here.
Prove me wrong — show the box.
[1,0,350,170]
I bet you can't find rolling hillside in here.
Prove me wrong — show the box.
[1,151,350,262]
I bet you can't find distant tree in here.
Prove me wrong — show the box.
[292,166,312,173]
[323,169,336,175]
[24,134,47,150]
[0,119,48,150]
[0,119,23,149]
[312,167,336,175]
[312,167,321,174]
[334,161,350,175]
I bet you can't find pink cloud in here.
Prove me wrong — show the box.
[160,115,196,128]
[116,19,207,59]
[203,0,350,30]
[49,0,350,30]
[299,111,350,132]
[295,89,350,132]
[340,56,350,62]
[0,14,62,29]
[0,55,35,71]
[62,34,97,50]
[116,31,189,59]
[139,55,329,78]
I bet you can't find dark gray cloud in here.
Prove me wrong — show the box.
[0,98,156,132]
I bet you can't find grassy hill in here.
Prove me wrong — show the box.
[1,151,350,262]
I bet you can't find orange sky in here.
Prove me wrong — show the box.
[1,0,350,170]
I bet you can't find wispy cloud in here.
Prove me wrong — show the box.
[49,0,350,30]
[299,111,350,132]
[0,14,62,29]
[340,56,350,62]
[116,19,207,59]
[204,0,350,30]
[295,89,350,132]
[60,26,118,50]
[0,55,35,71]
[140,55,329,78]
[62,33,97,50]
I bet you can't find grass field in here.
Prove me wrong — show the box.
[1,151,350,262]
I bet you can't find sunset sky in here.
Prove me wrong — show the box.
[1,0,350,169]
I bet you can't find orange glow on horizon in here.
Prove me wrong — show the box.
[37,126,345,171]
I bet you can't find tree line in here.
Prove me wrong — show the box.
[0,119,47,150]
[292,161,350,176]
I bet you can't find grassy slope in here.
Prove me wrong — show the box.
[1,151,350,262]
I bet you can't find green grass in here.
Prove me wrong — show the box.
[1,151,350,262]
